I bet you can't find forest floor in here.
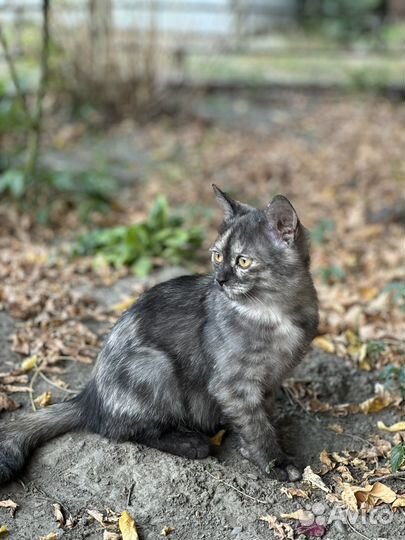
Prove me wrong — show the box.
[0,91,404,539]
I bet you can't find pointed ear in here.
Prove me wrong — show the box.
[212,184,248,221]
[265,195,299,246]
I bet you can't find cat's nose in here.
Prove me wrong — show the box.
[216,277,228,287]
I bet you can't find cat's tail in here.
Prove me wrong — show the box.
[0,394,86,484]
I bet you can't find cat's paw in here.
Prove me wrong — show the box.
[266,456,302,482]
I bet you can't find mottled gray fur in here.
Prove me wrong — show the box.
[0,186,318,484]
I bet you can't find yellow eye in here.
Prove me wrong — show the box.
[213,251,223,263]
[238,256,252,269]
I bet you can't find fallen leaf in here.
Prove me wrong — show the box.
[38,534,59,540]
[112,296,138,313]
[21,355,38,371]
[260,515,294,539]
[103,532,121,540]
[327,423,344,433]
[160,526,175,536]
[341,482,398,512]
[0,525,8,536]
[313,336,335,354]
[280,487,309,500]
[0,499,18,517]
[302,466,330,493]
[390,443,405,472]
[359,389,399,414]
[0,393,20,412]
[319,450,334,471]
[34,391,53,408]
[53,503,65,528]
[377,421,405,432]
[280,509,313,523]
[209,429,226,447]
[119,510,139,540]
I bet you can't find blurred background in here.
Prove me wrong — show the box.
[0,0,404,358]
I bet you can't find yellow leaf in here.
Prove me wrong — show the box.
[377,421,405,432]
[119,511,139,540]
[39,534,59,540]
[392,496,405,509]
[0,525,8,536]
[313,336,335,354]
[359,286,379,301]
[341,482,397,512]
[112,296,138,313]
[21,355,37,371]
[209,429,226,447]
[359,393,396,414]
[34,391,53,408]
[341,483,359,512]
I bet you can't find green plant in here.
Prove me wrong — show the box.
[319,265,346,284]
[0,166,115,223]
[391,443,405,472]
[73,196,204,276]
[311,218,336,245]
[379,364,405,397]
[384,282,405,312]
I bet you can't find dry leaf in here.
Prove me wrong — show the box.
[0,393,20,412]
[112,296,138,313]
[359,391,398,414]
[103,532,121,540]
[327,423,344,433]
[0,499,18,517]
[160,526,175,536]
[341,482,398,512]
[209,429,226,447]
[87,509,106,527]
[280,487,309,500]
[280,509,313,523]
[260,515,294,539]
[119,511,139,540]
[21,355,38,371]
[34,391,53,408]
[38,534,59,540]
[302,466,330,493]
[313,336,335,354]
[377,421,405,432]
[319,450,334,471]
[52,503,65,528]
[0,525,8,536]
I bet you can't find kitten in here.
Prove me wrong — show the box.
[0,186,318,484]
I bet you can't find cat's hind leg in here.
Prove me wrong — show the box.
[138,431,210,459]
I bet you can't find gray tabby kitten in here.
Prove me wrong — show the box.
[0,186,318,484]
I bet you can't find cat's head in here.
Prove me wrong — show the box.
[210,185,311,301]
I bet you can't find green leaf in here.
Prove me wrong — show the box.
[132,256,153,277]
[0,168,26,198]
[391,443,405,472]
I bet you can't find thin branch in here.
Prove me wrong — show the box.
[24,0,51,182]
[369,471,405,484]
[205,471,269,505]
[0,24,32,122]
[37,370,78,394]
[345,516,372,540]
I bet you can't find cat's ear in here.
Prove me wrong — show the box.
[212,184,249,221]
[265,195,299,246]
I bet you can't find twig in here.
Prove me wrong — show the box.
[127,482,135,507]
[345,516,372,540]
[369,471,405,484]
[337,431,375,448]
[0,25,32,121]
[37,370,78,394]
[205,471,269,505]
[24,0,50,181]
[29,369,40,412]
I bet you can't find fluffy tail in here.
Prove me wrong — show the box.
[0,395,85,484]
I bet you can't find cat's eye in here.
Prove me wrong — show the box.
[238,256,253,269]
[212,251,223,263]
